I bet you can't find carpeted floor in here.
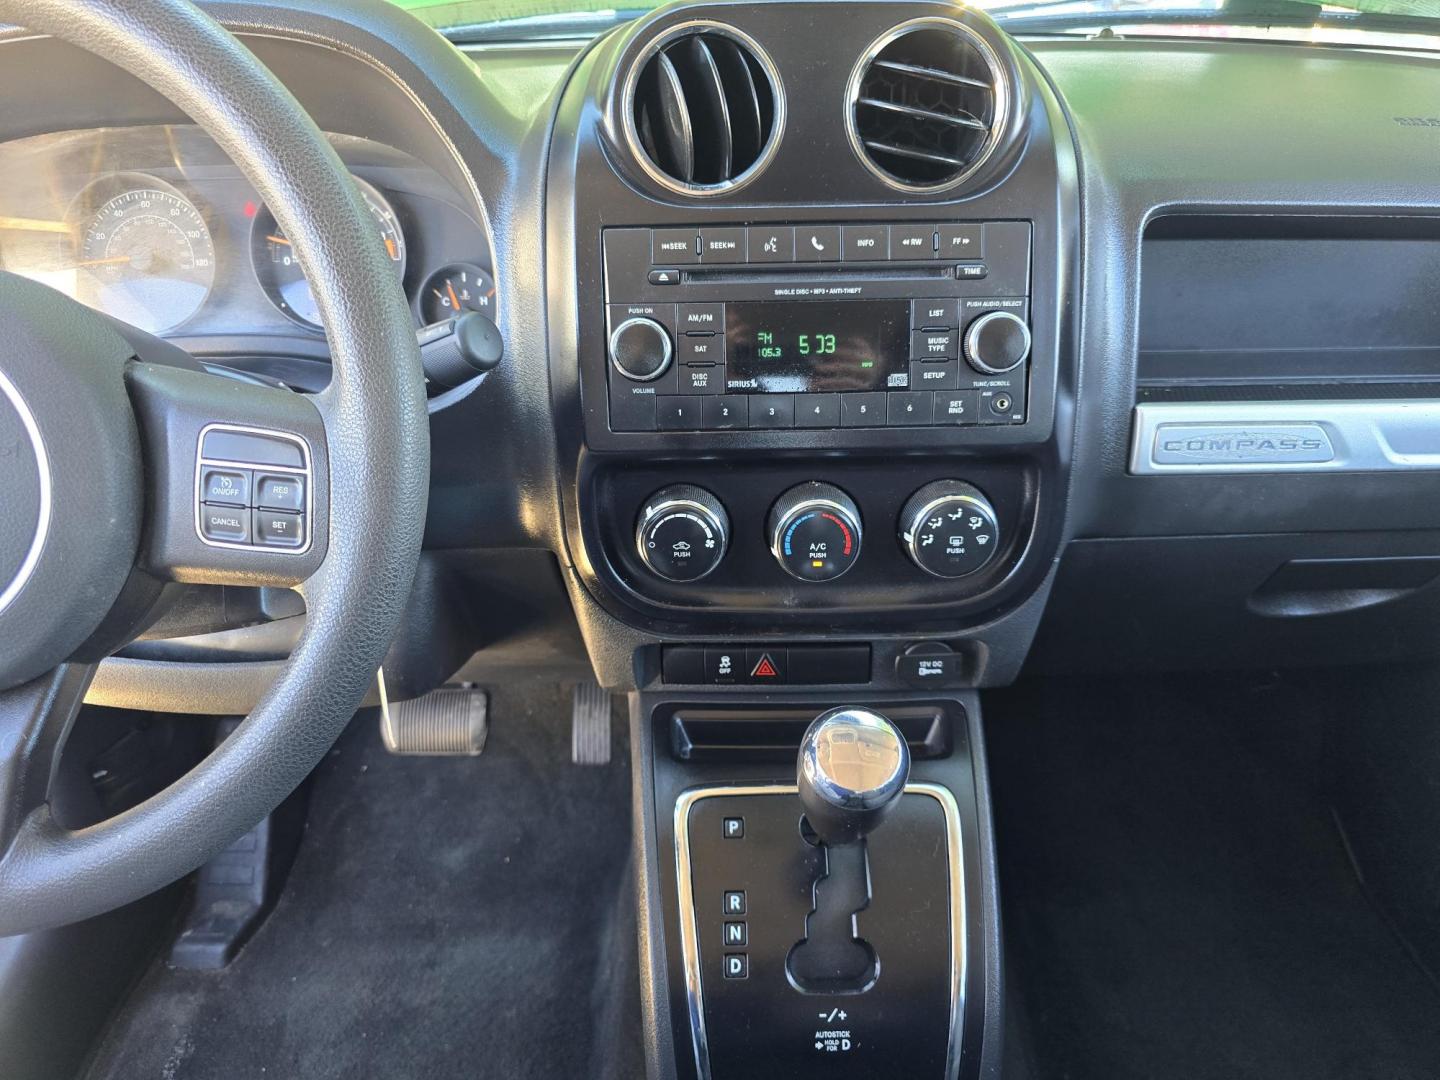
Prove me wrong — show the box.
[985,672,1440,1080]
[84,680,639,1080]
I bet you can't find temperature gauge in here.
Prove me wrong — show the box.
[420,262,496,323]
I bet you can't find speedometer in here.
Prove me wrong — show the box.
[72,178,216,335]
[250,176,405,330]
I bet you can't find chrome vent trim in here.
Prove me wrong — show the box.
[847,17,1010,194]
[622,20,784,197]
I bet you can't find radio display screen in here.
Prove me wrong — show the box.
[724,300,909,394]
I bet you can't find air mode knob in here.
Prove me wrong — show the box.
[609,316,673,381]
[769,483,863,582]
[635,485,729,581]
[899,480,1000,579]
[963,310,1031,375]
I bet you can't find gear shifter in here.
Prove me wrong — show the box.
[788,707,910,994]
[797,707,910,846]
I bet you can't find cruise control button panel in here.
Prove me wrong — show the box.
[195,424,312,554]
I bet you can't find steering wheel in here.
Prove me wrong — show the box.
[0,0,428,934]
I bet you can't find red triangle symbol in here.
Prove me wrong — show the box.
[751,655,778,678]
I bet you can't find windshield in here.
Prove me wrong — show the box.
[393,0,1440,49]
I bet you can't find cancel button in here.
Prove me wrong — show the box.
[255,472,306,512]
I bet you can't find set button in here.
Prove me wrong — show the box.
[254,508,306,548]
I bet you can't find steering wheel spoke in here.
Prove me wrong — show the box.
[126,360,329,586]
[0,664,93,859]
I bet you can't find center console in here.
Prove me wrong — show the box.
[545,1,1079,1075]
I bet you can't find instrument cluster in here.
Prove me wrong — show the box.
[0,124,495,344]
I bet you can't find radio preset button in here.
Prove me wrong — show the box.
[656,396,702,430]
[699,228,746,263]
[911,299,958,330]
[890,225,936,260]
[841,393,887,427]
[888,391,934,426]
[678,303,725,333]
[703,395,749,430]
[842,225,890,261]
[911,329,958,361]
[937,224,983,260]
[652,228,699,264]
[796,225,841,261]
[749,395,795,429]
[747,226,795,263]
[795,394,841,428]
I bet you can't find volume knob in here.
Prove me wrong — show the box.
[609,317,673,381]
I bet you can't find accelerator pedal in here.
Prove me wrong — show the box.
[571,680,612,765]
[380,683,489,756]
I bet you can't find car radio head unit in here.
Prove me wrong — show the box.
[600,221,1033,433]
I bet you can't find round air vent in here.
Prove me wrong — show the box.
[623,23,783,196]
[847,18,1009,193]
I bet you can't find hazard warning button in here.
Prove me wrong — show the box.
[745,648,788,684]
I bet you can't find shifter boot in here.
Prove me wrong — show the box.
[786,839,879,993]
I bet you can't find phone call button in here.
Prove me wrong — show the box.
[797,225,841,262]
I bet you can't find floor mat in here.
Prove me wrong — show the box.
[985,672,1440,1080]
[85,680,638,1080]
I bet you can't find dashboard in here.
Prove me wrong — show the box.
[0,0,1437,699]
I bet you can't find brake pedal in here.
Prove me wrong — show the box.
[571,680,612,765]
[380,684,488,756]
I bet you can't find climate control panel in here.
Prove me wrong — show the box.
[631,479,999,585]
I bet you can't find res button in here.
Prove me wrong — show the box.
[255,472,305,512]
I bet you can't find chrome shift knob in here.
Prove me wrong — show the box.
[797,707,910,845]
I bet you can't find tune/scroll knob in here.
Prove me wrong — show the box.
[963,310,1031,375]
[635,485,729,581]
[609,316,673,381]
[769,483,863,582]
[899,481,999,579]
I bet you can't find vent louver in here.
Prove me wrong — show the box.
[627,25,781,194]
[849,20,1006,192]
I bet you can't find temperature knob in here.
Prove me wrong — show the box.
[635,485,729,581]
[769,483,863,582]
[963,310,1030,375]
[609,317,672,381]
[899,481,999,579]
